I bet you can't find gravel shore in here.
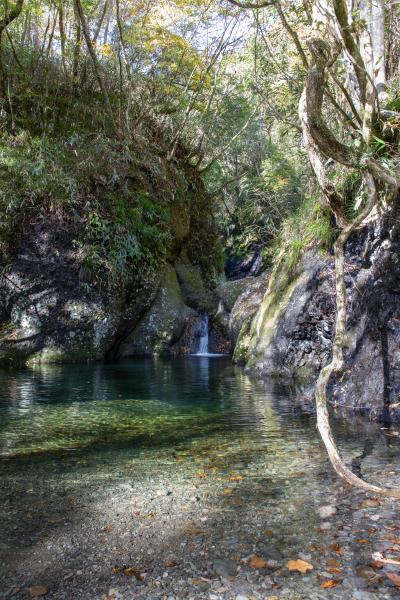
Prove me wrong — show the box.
[1,420,400,600]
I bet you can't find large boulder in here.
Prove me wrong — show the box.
[243,251,334,378]
[0,215,140,366]
[118,264,194,356]
[214,274,269,362]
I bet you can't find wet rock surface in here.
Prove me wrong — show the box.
[240,206,400,422]
[0,218,227,365]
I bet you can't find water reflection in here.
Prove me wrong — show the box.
[0,357,398,485]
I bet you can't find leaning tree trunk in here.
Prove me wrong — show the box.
[73,0,116,129]
[0,0,24,98]
[300,12,400,497]
[314,173,400,498]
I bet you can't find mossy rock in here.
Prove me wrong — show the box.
[118,264,193,356]
[216,278,251,312]
[175,250,217,313]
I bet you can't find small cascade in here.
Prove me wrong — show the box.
[196,315,209,355]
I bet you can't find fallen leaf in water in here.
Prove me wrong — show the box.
[146,512,155,520]
[360,498,381,509]
[321,579,340,588]
[264,529,274,537]
[287,559,313,573]
[329,543,344,554]
[267,596,279,600]
[249,556,268,569]
[223,488,233,495]
[28,587,48,598]
[165,560,179,568]
[196,471,208,479]
[228,474,244,482]
[122,567,138,576]
[386,572,400,587]
[327,558,341,568]
[327,567,342,574]
[112,565,145,579]
[356,539,370,544]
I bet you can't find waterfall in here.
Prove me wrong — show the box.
[196,315,209,355]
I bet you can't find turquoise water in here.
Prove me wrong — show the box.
[0,356,390,478]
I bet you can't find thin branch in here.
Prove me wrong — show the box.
[227,0,275,8]
[199,108,258,174]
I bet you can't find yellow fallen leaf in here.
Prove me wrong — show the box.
[321,579,340,588]
[327,567,342,574]
[228,474,244,481]
[287,559,313,573]
[249,555,268,569]
[223,488,233,495]
[28,587,48,598]
[264,529,274,537]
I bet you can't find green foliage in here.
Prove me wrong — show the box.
[82,192,171,287]
[216,139,308,268]
[278,194,336,271]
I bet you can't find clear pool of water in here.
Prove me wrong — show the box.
[1,357,400,599]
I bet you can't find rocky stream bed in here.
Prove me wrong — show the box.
[1,359,400,600]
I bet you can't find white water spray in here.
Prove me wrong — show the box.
[196,315,209,355]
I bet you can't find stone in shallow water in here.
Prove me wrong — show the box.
[318,505,336,519]
[352,592,379,600]
[213,558,238,578]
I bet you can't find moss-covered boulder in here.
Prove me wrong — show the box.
[0,121,223,367]
[174,250,217,313]
[242,251,333,378]
[118,265,194,356]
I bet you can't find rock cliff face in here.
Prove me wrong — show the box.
[233,206,400,422]
[0,148,225,366]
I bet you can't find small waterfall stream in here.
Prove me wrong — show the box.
[196,315,209,355]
